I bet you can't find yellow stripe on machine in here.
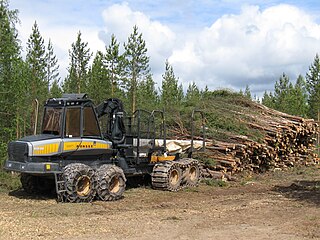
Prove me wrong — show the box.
[63,141,110,151]
[95,142,110,149]
[33,143,59,155]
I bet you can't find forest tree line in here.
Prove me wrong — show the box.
[1,1,320,163]
[0,1,210,162]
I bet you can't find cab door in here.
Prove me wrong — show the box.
[62,106,112,158]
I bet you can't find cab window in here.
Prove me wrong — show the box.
[42,107,62,135]
[65,108,80,137]
[83,107,100,137]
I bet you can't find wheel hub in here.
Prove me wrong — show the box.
[189,166,197,181]
[76,175,91,196]
[109,176,120,193]
[169,169,179,186]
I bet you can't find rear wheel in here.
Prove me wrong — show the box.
[152,162,182,191]
[184,161,200,187]
[96,165,126,201]
[168,165,182,190]
[63,163,96,203]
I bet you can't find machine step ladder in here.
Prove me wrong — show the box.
[54,172,66,202]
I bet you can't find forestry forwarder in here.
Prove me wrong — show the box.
[4,94,205,202]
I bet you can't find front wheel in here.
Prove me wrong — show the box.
[96,165,126,201]
[63,163,96,203]
[21,174,54,194]
[20,173,38,194]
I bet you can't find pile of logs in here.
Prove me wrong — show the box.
[177,102,319,180]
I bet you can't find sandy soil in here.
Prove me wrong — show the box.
[1,166,320,240]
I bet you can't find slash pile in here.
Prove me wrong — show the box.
[169,91,319,180]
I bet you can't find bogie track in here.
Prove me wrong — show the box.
[151,158,200,191]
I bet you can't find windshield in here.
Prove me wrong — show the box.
[42,107,62,135]
[65,107,81,137]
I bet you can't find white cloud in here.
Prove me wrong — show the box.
[168,4,320,95]
[100,2,176,83]
[15,8,105,81]
[13,2,320,97]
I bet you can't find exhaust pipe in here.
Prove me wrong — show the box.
[34,99,39,135]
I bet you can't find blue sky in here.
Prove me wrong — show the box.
[9,0,320,98]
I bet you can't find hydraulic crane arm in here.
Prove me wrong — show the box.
[95,98,124,118]
[95,98,126,144]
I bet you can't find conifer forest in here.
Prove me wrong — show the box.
[1,0,320,170]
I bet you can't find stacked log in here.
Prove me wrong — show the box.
[175,102,319,179]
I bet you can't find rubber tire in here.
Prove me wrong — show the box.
[185,162,200,187]
[96,165,126,201]
[20,174,54,194]
[63,163,96,203]
[20,173,38,194]
[167,163,182,191]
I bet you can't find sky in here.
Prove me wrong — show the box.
[9,0,320,98]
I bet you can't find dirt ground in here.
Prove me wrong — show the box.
[1,166,320,240]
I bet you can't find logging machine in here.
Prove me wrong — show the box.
[4,93,205,202]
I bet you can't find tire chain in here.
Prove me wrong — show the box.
[96,164,126,201]
[151,158,200,191]
[62,163,97,203]
[180,158,201,187]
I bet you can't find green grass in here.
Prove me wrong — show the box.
[287,165,319,177]
[163,216,182,221]
[183,187,199,193]
[202,158,217,167]
[0,169,21,192]
[202,178,228,187]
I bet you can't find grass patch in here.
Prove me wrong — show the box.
[199,157,217,168]
[202,178,228,187]
[238,172,256,185]
[289,165,319,177]
[0,170,21,192]
[163,216,182,221]
[183,187,199,193]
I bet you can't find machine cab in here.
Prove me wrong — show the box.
[41,94,102,139]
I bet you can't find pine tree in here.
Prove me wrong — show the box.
[63,31,92,93]
[161,60,183,111]
[49,79,62,98]
[26,21,47,92]
[201,85,210,100]
[46,39,60,92]
[273,73,291,113]
[262,91,275,109]
[306,54,320,119]
[288,75,308,117]
[244,85,252,99]
[87,51,111,103]
[25,21,48,134]
[0,0,20,111]
[263,73,308,117]
[0,0,28,160]
[123,25,150,114]
[137,73,158,110]
[105,34,123,98]
[185,82,201,106]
